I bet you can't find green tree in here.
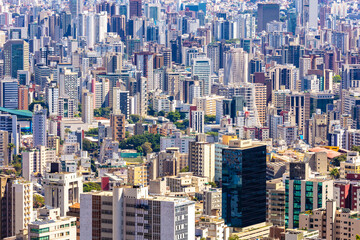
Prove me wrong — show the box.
[83,182,101,192]
[356,234,360,240]
[229,236,240,240]
[174,119,189,130]
[204,115,216,124]
[83,139,98,152]
[208,182,217,188]
[29,101,48,112]
[351,145,360,153]
[180,166,189,172]
[207,131,219,137]
[147,104,157,116]
[158,111,166,117]
[332,154,346,166]
[94,107,112,118]
[85,128,99,137]
[141,142,153,155]
[167,111,181,122]
[129,114,142,123]
[333,75,341,83]
[119,133,161,153]
[330,168,340,179]
[33,194,45,208]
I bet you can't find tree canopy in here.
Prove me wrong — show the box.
[83,182,101,192]
[94,107,112,118]
[119,133,160,153]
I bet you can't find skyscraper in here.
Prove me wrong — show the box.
[33,110,47,147]
[3,39,29,78]
[224,48,249,86]
[192,57,211,96]
[112,88,129,119]
[135,52,154,91]
[222,139,266,227]
[82,90,94,124]
[70,0,83,18]
[191,110,205,133]
[129,0,142,18]
[257,3,280,32]
[0,78,18,109]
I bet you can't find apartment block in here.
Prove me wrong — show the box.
[299,200,360,240]
[43,172,83,216]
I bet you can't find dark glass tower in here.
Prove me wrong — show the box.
[222,141,266,228]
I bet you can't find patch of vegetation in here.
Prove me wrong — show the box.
[119,133,160,153]
[94,107,112,118]
[83,182,101,192]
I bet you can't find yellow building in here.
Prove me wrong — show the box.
[127,165,148,186]
[222,134,237,145]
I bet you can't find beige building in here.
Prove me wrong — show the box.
[340,151,360,178]
[166,172,208,193]
[196,215,230,240]
[189,135,215,182]
[254,83,267,126]
[203,188,222,216]
[195,95,224,115]
[299,200,360,240]
[12,180,33,235]
[22,146,57,181]
[266,178,285,226]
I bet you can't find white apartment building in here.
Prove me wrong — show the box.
[43,172,83,216]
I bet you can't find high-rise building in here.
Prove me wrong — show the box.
[222,140,266,228]
[0,114,18,154]
[45,82,59,116]
[191,110,205,133]
[70,0,83,18]
[18,86,28,110]
[81,186,195,240]
[11,180,33,235]
[82,90,94,124]
[257,3,280,32]
[110,112,126,142]
[0,77,18,109]
[33,109,47,147]
[22,146,56,181]
[93,78,110,108]
[129,0,142,18]
[224,48,249,86]
[43,172,83,216]
[135,52,154,91]
[266,178,285,226]
[286,92,310,131]
[59,69,79,104]
[111,15,127,40]
[189,134,215,181]
[0,131,9,166]
[286,176,334,229]
[3,39,29,78]
[192,57,212,96]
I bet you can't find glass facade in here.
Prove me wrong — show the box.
[285,180,323,228]
[222,145,266,227]
[11,43,24,78]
